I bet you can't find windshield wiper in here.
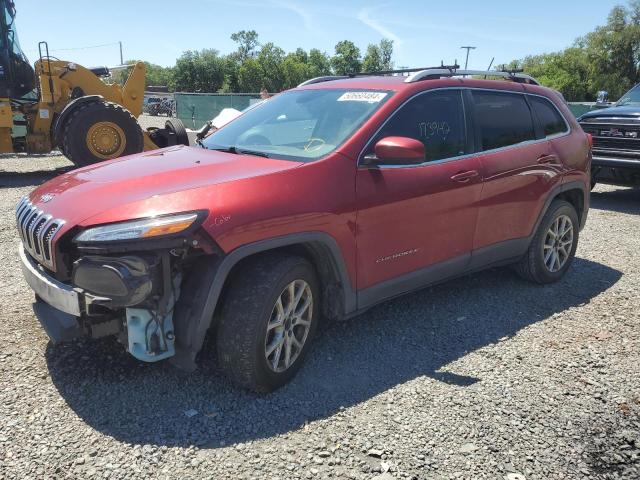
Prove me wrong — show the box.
[210,146,270,158]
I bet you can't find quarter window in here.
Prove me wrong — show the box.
[529,96,568,137]
[368,90,466,163]
[472,91,535,151]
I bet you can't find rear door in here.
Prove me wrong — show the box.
[470,90,564,261]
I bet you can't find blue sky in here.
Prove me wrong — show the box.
[16,0,618,70]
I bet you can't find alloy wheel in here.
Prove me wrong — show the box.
[264,279,313,373]
[543,214,574,273]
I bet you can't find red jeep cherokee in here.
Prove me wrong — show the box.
[17,68,591,392]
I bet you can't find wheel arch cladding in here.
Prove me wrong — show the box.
[555,187,586,228]
[169,232,355,371]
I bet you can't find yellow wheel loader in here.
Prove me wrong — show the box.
[0,1,187,166]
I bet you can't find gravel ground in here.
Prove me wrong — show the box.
[0,151,638,479]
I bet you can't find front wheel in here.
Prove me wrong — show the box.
[216,255,319,392]
[515,200,579,284]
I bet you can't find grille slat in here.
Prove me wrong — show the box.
[15,197,65,270]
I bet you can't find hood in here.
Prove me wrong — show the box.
[27,145,302,232]
[579,104,640,120]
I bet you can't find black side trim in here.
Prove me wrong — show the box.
[468,237,529,271]
[357,253,470,311]
[52,95,104,147]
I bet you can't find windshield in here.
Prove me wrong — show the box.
[201,89,391,161]
[617,85,640,106]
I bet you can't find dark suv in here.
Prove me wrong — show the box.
[579,83,640,187]
[17,68,591,392]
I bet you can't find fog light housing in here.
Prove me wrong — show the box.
[73,255,157,308]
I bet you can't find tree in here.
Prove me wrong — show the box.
[379,39,394,70]
[362,40,394,72]
[307,49,332,77]
[237,58,263,92]
[362,44,382,72]
[257,42,286,92]
[173,49,225,92]
[331,40,361,75]
[511,1,640,101]
[230,30,259,63]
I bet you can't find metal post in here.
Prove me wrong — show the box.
[460,46,476,70]
[119,41,123,65]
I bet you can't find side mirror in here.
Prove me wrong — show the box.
[363,136,425,166]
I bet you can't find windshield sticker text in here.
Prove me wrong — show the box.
[337,92,387,103]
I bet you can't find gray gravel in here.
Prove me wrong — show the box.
[0,153,638,479]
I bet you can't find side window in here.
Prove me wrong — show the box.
[368,90,466,163]
[529,96,568,137]
[472,91,535,151]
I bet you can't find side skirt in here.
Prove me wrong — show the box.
[355,237,531,314]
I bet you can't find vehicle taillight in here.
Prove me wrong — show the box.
[586,133,593,149]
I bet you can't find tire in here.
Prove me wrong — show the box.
[165,118,189,146]
[216,255,320,392]
[515,200,579,284]
[61,101,143,166]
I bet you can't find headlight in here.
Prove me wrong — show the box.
[74,213,200,243]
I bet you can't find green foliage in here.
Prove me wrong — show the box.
[331,40,362,75]
[173,49,225,92]
[512,1,640,101]
[363,40,394,72]
[140,31,395,93]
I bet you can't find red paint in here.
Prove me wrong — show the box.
[28,76,590,291]
[374,136,425,162]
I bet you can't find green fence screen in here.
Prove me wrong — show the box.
[174,93,261,129]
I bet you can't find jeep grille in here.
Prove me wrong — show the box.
[15,197,65,270]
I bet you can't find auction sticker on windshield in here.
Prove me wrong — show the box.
[337,92,387,103]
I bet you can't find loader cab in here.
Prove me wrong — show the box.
[0,0,35,98]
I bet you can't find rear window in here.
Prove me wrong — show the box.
[529,96,568,137]
[472,91,535,151]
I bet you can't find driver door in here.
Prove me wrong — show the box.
[355,89,483,305]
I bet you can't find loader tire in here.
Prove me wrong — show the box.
[165,118,189,147]
[61,101,144,166]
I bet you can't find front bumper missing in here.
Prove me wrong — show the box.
[19,245,81,316]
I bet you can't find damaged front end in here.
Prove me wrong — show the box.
[20,209,220,368]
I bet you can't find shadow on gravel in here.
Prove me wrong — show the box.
[0,167,72,188]
[590,186,640,215]
[45,257,621,448]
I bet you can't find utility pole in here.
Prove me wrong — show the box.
[460,46,476,69]
[119,41,123,65]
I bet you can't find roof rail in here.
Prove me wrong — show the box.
[297,65,460,87]
[297,75,348,87]
[405,68,539,85]
[297,66,540,87]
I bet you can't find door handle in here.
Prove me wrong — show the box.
[450,170,479,183]
[537,154,560,165]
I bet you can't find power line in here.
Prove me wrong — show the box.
[26,41,120,54]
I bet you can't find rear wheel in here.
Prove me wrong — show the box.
[61,101,143,166]
[216,255,319,392]
[515,200,579,284]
